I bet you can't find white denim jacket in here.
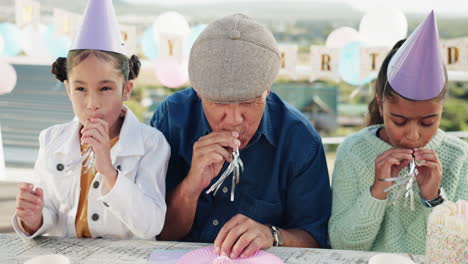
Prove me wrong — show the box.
[13,107,169,240]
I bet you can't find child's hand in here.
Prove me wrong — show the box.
[15,183,44,235]
[413,148,442,200]
[81,118,117,192]
[371,148,413,200]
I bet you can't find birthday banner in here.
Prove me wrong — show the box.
[15,0,40,28]
[275,38,468,83]
[53,8,82,40]
[157,34,185,63]
[442,37,468,71]
[309,45,340,83]
[7,7,468,88]
[278,44,298,79]
[120,24,137,56]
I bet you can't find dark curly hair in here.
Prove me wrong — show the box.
[51,50,141,83]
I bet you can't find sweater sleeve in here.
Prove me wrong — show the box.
[456,154,468,201]
[328,142,388,251]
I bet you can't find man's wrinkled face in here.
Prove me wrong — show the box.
[201,90,269,150]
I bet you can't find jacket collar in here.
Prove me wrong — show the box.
[256,100,277,147]
[53,120,81,158]
[113,106,145,157]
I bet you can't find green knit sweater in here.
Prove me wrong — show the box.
[329,125,468,254]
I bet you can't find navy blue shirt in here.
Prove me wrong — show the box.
[151,88,331,247]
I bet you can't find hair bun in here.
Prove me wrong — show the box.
[128,55,141,80]
[51,57,67,82]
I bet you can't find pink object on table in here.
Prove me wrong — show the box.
[176,246,284,264]
[212,256,233,264]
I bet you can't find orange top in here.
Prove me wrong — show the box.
[75,136,119,238]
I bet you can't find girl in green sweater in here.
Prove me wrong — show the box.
[329,11,467,254]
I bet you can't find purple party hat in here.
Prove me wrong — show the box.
[387,10,445,100]
[71,0,126,55]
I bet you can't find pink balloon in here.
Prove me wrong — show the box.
[155,56,188,88]
[0,59,17,95]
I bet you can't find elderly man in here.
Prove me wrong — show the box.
[151,14,331,258]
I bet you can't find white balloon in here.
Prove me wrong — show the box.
[153,12,190,38]
[359,8,408,47]
[0,35,4,55]
[141,98,153,108]
[21,24,50,58]
[0,59,17,95]
[326,27,362,49]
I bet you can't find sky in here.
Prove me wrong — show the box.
[122,0,468,16]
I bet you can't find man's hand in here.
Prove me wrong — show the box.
[214,214,274,259]
[158,131,240,241]
[186,131,240,194]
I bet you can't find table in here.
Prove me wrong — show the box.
[0,234,426,264]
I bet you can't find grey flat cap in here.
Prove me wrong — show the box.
[189,13,281,103]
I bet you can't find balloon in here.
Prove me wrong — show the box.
[45,24,71,58]
[140,26,159,60]
[0,35,4,55]
[0,59,17,95]
[184,24,207,56]
[359,8,407,47]
[153,12,190,38]
[0,23,23,56]
[155,56,188,88]
[338,42,377,86]
[326,27,362,49]
[141,98,153,108]
[21,24,49,58]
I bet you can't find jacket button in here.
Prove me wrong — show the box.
[92,213,99,221]
[56,164,64,171]
[93,181,99,189]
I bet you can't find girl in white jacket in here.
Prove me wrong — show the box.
[13,0,169,240]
